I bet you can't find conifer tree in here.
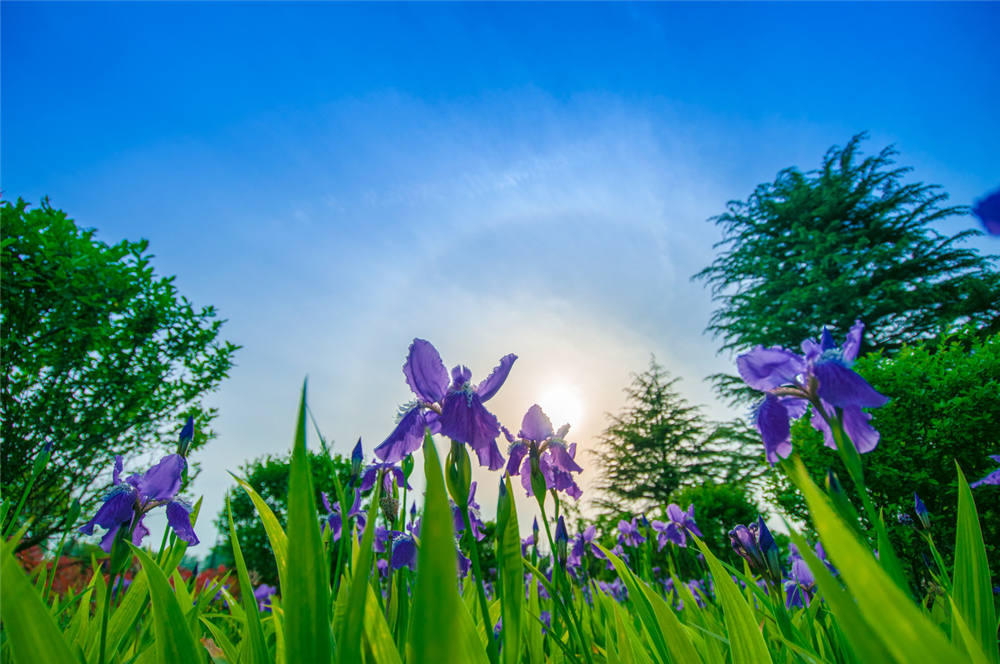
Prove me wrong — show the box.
[694,133,1000,403]
[590,357,757,514]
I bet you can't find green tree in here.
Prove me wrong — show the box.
[590,357,758,515]
[669,482,760,563]
[1,197,239,549]
[764,328,1000,587]
[694,133,1000,403]
[210,450,352,586]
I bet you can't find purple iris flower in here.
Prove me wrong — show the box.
[452,481,486,540]
[784,558,816,609]
[617,517,645,547]
[737,320,889,463]
[253,584,277,612]
[391,533,418,571]
[505,405,584,499]
[79,454,199,552]
[374,339,515,470]
[568,525,608,568]
[360,459,409,494]
[321,488,366,541]
[651,504,702,549]
[970,455,1000,489]
[729,517,781,585]
[973,188,1000,236]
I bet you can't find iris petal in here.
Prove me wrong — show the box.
[839,404,880,453]
[519,404,554,442]
[374,408,426,463]
[166,501,200,546]
[737,346,806,391]
[842,320,865,363]
[439,391,504,470]
[754,394,793,463]
[403,339,449,403]
[476,353,517,402]
[814,360,889,408]
[137,454,185,501]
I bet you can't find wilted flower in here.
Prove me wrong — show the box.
[374,339,515,470]
[970,455,1000,489]
[651,504,702,549]
[737,320,888,462]
[79,454,199,552]
[505,405,583,499]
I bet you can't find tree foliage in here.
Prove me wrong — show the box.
[694,133,1000,402]
[1,197,239,549]
[590,357,758,515]
[210,450,352,586]
[764,328,1000,586]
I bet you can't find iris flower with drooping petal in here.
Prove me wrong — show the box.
[737,320,889,462]
[651,503,703,549]
[970,455,1000,489]
[505,404,584,499]
[568,524,608,569]
[79,454,199,552]
[374,339,515,471]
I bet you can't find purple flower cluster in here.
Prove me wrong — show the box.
[738,320,888,462]
[79,454,199,552]
[651,504,702,549]
[505,405,583,500]
[374,339,516,471]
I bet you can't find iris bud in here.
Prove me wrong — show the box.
[555,516,569,565]
[445,440,472,510]
[914,492,931,530]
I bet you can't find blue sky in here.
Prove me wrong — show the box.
[3,1,998,555]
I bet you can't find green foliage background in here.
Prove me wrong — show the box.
[764,329,1000,588]
[1,197,239,549]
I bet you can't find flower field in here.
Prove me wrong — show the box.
[2,331,998,664]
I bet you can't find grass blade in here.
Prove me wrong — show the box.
[952,464,999,664]
[284,379,331,664]
[129,544,204,664]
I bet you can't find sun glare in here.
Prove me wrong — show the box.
[538,382,585,432]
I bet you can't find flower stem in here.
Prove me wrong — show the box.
[460,504,499,664]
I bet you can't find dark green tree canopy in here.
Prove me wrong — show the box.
[590,357,757,514]
[1,197,239,548]
[695,133,1000,372]
[210,450,352,586]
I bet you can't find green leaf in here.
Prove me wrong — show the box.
[597,543,702,664]
[362,582,404,664]
[693,537,773,664]
[951,464,998,664]
[788,456,964,663]
[129,544,204,664]
[0,544,78,664]
[226,497,270,664]
[410,430,486,663]
[284,380,331,664]
[233,473,289,592]
[498,475,524,664]
[336,475,381,664]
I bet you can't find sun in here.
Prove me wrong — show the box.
[537,382,585,432]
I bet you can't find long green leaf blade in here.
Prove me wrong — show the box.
[952,464,999,664]
[0,545,78,664]
[227,497,270,664]
[129,545,204,664]
[284,380,331,664]
[410,431,483,663]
